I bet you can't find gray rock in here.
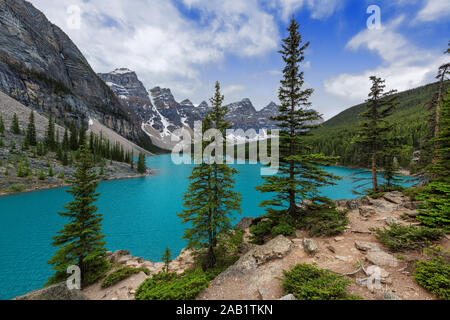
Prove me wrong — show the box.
[278,294,297,300]
[404,201,422,210]
[383,192,404,204]
[405,210,420,217]
[302,238,319,256]
[354,240,380,252]
[13,282,88,300]
[235,217,257,230]
[385,216,398,225]
[359,206,376,217]
[383,291,402,300]
[366,250,399,267]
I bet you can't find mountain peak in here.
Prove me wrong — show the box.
[180,99,194,107]
[111,68,135,75]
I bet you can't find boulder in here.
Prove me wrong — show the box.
[385,216,398,225]
[383,192,404,204]
[346,197,370,210]
[279,294,297,300]
[404,201,422,210]
[405,210,420,217]
[366,250,399,267]
[252,235,295,266]
[359,206,376,218]
[354,240,380,252]
[235,217,258,230]
[302,238,319,256]
[383,291,402,300]
[108,250,130,263]
[14,283,88,300]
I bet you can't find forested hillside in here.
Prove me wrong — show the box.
[308,81,448,170]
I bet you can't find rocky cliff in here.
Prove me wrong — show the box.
[0,0,156,152]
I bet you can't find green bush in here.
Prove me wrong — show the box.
[249,219,273,244]
[135,269,209,300]
[414,247,450,300]
[416,182,450,232]
[373,223,444,251]
[8,184,25,193]
[297,208,349,237]
[101,267,150,288]
[217,230,244,255]
[272,221,295,237]
[282,264,361,300]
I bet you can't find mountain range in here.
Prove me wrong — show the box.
[98,68,295,149]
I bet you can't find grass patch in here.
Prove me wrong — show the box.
[101,266,150,288]
[373,223,444,251]
[414,247,450,300]
[282,264,361,300]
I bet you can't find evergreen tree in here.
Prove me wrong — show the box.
[62,128,69,151]
[48,165,54,177]
[11,113,20,135]
[355,76,398,192]
[47,144,108,286]
[418,89,450,231]
[178,82,241,269]
[256,18,339,218]
[26,111,37,146]
[38,168,45,180]
[137,153,146,174]
[79,124,86,147]
[69,121,78,151]
[0,115,5,136]
[161,247,172,273]
[45,114,56,151]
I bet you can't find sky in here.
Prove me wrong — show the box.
[28,0,450,120]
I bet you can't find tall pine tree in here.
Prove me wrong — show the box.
[0,115,5,136]
[26,111,37,146]
[137,153,146,174]
[47,144,108,286]
[45,114,56,151]
[355,76,398,192]
[11,113,20,135]
[256,18,339,219]
[178,82,241,269]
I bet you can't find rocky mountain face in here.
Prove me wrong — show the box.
[0,0,156,151]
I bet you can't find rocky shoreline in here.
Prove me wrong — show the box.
[13,191,449,301]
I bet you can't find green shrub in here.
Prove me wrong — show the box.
[8,184,25,193]
[414,247,450,300]
[101,267,150,288]
[217,230,244,255]
[282,264,361,300]
[373,223,444,251]
[272,221,295,237]
[249,219,273,244]
[297,208,349,237]
[135,269,209,300]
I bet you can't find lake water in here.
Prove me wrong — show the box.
[0,154,414,299]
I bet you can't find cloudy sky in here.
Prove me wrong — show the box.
[28,0,449,119]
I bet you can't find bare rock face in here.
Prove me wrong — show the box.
[0,0,153,149]
[13,282,88,300]
[366,250,399,267]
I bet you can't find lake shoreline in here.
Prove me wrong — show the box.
[0,170,154,197]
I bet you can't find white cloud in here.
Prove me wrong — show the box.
[28,0,279,103]
[273,0,342,22]
[415,0,450,22]
[223,84,246,96]
[324,17,446,103]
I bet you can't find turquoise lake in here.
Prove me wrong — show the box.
[0,154,414,299]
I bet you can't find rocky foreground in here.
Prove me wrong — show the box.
[14,191,449,300]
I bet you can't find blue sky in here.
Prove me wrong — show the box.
[29,0,449,119]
